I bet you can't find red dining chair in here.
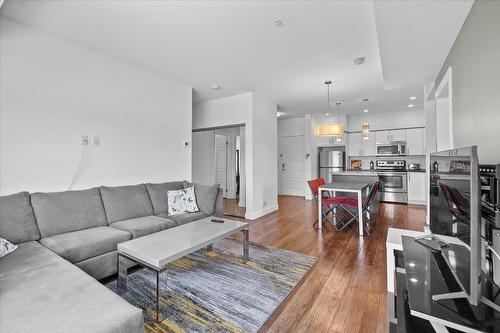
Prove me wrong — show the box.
[334,181,381,234]
[307,178,354,230]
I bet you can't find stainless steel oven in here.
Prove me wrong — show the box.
[377,160,408,203]
[376,141,407,157]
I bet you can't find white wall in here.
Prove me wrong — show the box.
[435,1,500,163]
[193,93,251,130]
[347,109,425,131]
[0,18,192,195]
[192,131,215,185]
[193,92,277,219]
[249,93,278,219]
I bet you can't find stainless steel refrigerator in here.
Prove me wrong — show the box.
[318,147,346,182]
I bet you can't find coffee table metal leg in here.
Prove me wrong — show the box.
[156,269,167,322]
[117,253,128,295]
[242,228,249,261]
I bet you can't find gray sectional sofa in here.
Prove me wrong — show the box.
[0,181,223,333]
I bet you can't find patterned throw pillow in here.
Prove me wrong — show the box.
[0,237,18,258]
[167,186,200,216]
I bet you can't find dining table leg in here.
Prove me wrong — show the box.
[332,190,337,226]
[358,190,363,236]
[318,188,322,229]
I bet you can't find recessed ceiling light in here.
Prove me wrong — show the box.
[363,109,368,113]
[408,104,414,108]
[325,113,330,116]
[211,85,220,90]
[362,98,369,102]
[353,57,365,65]
[409,96,417,100]
[274,18,282,26]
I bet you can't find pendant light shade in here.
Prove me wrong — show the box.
[314,81,345,138]
[314,123,345,137]
[362,122,370,140]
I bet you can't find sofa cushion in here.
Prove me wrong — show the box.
[39,226,131,263]
[158,211,208,225]
[100,184,154,223]
[167,186,200,215]
[145,181,184,215]
[0,191,40,243]
[0,241,143,333]
[31,188,108,238]
[0,237,18,258]
[183,181,220,215]
[110,215,177,238]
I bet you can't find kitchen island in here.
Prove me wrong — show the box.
[329,170,379,183]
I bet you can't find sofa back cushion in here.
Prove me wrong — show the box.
[183,181,220,215]
[145,181,184,215]
[0,192,40,244]
[31,188,108,238]
[100,184,153,223]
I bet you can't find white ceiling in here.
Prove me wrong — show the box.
[0,0,473,118]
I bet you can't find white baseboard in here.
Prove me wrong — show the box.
[245,204,279,220]
[407,200,426,206]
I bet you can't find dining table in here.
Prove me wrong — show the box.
[318,181,371,236]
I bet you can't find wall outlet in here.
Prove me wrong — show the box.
[80,135,89,146]
[92,136,100,146]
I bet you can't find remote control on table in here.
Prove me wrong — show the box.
[211,218,225,223]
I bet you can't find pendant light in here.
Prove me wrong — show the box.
[362,122,370,140]
[314,80,345,138]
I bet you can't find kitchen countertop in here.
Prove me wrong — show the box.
[406,169,426,173]
[330,169,426,175]
[330,170,378,176]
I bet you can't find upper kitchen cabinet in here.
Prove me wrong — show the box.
[375,129,406,144]
[389,129,406,142]
[347,132,376,156]
[362,132,376,156]
[375,131,390,144]
[406,128,425,156]
[347,132,362,156]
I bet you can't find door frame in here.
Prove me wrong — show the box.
[435,67,453,151]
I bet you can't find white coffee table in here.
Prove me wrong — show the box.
[116,216,249,321]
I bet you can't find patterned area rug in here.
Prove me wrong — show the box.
[106,239,317,333]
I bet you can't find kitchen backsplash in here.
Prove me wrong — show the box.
[348,156,426,170]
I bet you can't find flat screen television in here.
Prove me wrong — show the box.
[429,146,482,306]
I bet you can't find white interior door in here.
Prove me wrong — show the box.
[215,134,227,198]
[279,135,305,197]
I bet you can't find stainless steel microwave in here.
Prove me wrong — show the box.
[376,142,407,156]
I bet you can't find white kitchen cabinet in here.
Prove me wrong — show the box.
[390,129,406,142]
[347,132,362,156]
[406,128,425,156]
[362,132,376,156]
[376,130,405,143]
[375,131,390,144]
[407,172,426,205]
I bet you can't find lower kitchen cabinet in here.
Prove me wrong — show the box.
[407,172,426,205]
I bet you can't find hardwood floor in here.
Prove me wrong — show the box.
[244,195,426,333]
[223,198,246,218]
